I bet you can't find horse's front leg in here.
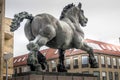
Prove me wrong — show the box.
[81,42,98,68]
[57,49,67,72]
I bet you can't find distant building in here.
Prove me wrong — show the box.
[13,39,120,80]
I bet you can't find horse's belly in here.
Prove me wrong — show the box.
[46,38,72,49]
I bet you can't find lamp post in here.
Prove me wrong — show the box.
[119,37,120,43]
[3,53,13,80]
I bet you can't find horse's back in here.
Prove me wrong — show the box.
[29,14,57,36]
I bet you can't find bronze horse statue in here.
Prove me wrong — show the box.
[10,3,98,72]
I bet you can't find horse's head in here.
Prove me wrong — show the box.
[60,3,88,27]
[77,3,88,27]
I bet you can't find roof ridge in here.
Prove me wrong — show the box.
[85,38,120,47]
[14,53,28,58]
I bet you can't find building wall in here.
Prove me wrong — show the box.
[0,1,13,79]
[47,53,120,80]
[13,52,120,80]
[3,18,14,79]
[0,0,5,80]
[14,66,30,74]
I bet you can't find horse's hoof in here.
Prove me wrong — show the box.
[63,69,67,72]
[89,58,99,68]
[90,62,99,68]
[57,64,67,72]
[35,64,42,71]
[41,63,47,70]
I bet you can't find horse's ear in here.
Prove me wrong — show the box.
[78,2,82,9]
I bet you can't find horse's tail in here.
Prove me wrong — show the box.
[10,11,34,32]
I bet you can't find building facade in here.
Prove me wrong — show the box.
[3,18,13,80]
[13,39,120,80]
[0,0,13,80]
[0,0,5,80]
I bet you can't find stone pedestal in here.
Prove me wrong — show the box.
[12,71,97,80]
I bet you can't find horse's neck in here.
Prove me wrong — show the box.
[61,17,84,38]
[64,17,84,34]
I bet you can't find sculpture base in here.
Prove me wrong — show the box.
[12,71,97,80]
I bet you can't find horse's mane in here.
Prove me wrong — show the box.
[60,3,75,20]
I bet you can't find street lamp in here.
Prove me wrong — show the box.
[119,37,120,43]
[3,53,13,80]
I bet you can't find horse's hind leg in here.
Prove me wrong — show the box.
[27,24,56,50]
[27,25,56,71]
[57,49,67,72]
[80,42,98,68]
[27,36,49,71]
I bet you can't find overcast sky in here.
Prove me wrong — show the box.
[5,0,120,56]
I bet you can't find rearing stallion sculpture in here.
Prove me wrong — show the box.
[10,3,98,72]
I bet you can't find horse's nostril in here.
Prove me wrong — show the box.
[84,20,87,23]
[84,18,88,23]
[86,18,88,21]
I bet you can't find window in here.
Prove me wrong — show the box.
[116,47,120,52]
[23,66,30,72]
[51,60,56,72]
[111,46,117,51]
[109,72,113,80]
[87,43,102,50]
[14,68,17,74]
[114,72,119,80]
[82,71,89,74]
[101,56,106,67]
[73,57,79,69]
[100,45,106,49]
[82,56,89,68]
[46,64,49,72]
[102,72,107,80]
[17,58,22,62]
[106,45,112,50]
[113,58,117,69]
[14,59,17,63]
[22,57,26,61]
[54,49,58,54]
[107,57,112,68]
[93,71,100,80]
[95,56,98,62]
[119,59,120,68]
[65,58,70,69]
[19,67,22,73]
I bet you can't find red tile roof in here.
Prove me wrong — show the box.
[14,39,120,67]
[13,54,28,67]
